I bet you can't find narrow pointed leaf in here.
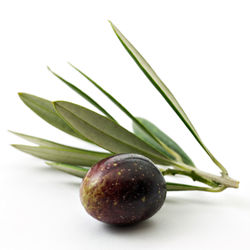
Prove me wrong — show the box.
[18,93,88,141]
[10,130,71,148]
[48,67,116,121]
[133,118,195,166]
[109,22,196,135]
[46,162,89,178]
[166,183,204,191]
[54,101,171,165]
[12,144,112,166]
[166,182,225,192]
[109,21,227,175]
[10,131,98,151]
[70,63,178,161]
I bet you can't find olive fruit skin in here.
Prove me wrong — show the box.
[80,153,167,225]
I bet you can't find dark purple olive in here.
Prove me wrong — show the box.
[80,153,167,225]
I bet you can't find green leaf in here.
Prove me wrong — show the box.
[10,130,76,149]
[133,118,195,166]
[46,162,89,178]
[69,63,180,162]
[12,144,112,166]
[10,130,108,153]
[53,101,171,165]
[11,130,113,164]
[48,67,116,121]
[18,93,88,141]
[109,21,228,175]
[166,182,225,192]
[109,22,196,136]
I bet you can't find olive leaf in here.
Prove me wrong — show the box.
[166,183,225,192]
[11,132,112,166]
[12,144,111,166]
[109,21,227,175]
[132,118,195,166]
[53,101,171,165]
[46,162,89,178]
[18,93,88,141]
[10,130,78,149]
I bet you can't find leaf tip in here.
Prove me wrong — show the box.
[8,130,18,136]
[67,62,77,70]
[47,66,57,77]
[18,92,32,103]
[108,20,116,31]
[10,144,19,149]
[18,92,26,99]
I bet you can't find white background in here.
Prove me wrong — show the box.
[1,1,250,249]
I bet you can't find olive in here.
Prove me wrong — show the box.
[80,153,167,225]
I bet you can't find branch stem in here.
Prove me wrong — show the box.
[165,161,239,189]
[161,168,218,187]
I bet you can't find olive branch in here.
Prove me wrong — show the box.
[11,21,239,192]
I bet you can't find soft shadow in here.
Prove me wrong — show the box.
[102,219,156,235]
[28,165,59,174]
[63,181,81,188]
